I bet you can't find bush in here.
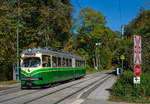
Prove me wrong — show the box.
[112,70,150,103]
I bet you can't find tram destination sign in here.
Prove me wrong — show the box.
[24,53,36,56]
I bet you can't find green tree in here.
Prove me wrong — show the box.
[0,0,73,80]
[123,8,150,72]
[72,7,113,69]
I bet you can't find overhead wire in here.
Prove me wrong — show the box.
[118,0,124,38]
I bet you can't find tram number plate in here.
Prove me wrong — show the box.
[26,78,31,80]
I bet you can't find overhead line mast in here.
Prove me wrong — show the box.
[118,0,124,39]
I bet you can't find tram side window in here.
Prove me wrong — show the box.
[66,59,69,67]
[83,61,85,67]
[58,57,61,67]
[81,61,84,67]
[42,55,51,67]
[75,60,79,67]
[62,58,66,67]
[77,60,78,67]
[79,60,81,67]
[78,60,80,67]
[69,59,72,67]
[52,56,57,67]
[75,60,77,67]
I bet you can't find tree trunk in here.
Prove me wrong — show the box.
[93,57,96,69]
[13,63,16,80]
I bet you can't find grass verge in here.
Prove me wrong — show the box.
[0,80,20,85]
[86,67,102,74]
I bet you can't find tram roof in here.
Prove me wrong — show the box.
[22,48,85,60]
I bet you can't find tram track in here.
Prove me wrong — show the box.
[52,74,112,104]
[0,73,100,103]
[0,84,20,92]
[0,87,21,96]
[0,90,42,103]
[0,72,97,97]
[0,71,114,104]
[22,75,106,104]
[24,73,113,104]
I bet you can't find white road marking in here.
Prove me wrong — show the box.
[76,82,95,99]
[71,99,85,104]
[76,75,111,99]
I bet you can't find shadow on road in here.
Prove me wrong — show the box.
[21,76,84,90]
[105,70,116,75]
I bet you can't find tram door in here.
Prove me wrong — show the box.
[72,58,76,78]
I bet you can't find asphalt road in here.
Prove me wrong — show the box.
[0,71,130,104]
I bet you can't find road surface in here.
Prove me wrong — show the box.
[0,70,130,104]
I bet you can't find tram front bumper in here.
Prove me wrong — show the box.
[21,77,42,81]
[21,77,43,87]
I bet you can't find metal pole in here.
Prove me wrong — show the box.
[16,0,20,81]
[121,25,124,39]
[122,60,123,74]
[16,26,19,81]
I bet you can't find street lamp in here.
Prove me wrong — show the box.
[16,24,23,81]
[95,42,101,70]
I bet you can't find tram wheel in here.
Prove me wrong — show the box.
[41,84,51,89]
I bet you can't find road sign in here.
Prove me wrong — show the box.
[133,77,140,84]
[134,35,141,64]
[120,55,125,60]
[134,64,141,77]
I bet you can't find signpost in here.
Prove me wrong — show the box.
[133,77,140,84]
[134,64,141,77]
[134,35,141,65]
[133,35,142,84]
[120,55,125,75]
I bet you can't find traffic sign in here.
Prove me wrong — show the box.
[120,55,125,60]
[133,77,140,84]
[134,64,141,77]
[134,35,141,64]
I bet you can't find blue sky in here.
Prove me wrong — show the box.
[71,0,150,31]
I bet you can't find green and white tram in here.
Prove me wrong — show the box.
[21,48,86,88]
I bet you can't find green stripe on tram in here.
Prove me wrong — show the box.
[21,67,86,76]
[21,70,28,76]
[31,67,85,76]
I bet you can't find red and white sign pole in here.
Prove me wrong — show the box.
[133,35,142,84]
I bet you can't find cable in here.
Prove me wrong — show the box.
[118,0,124,38]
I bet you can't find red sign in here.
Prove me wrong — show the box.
[134,64,141,77]
[134,35,141,64]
